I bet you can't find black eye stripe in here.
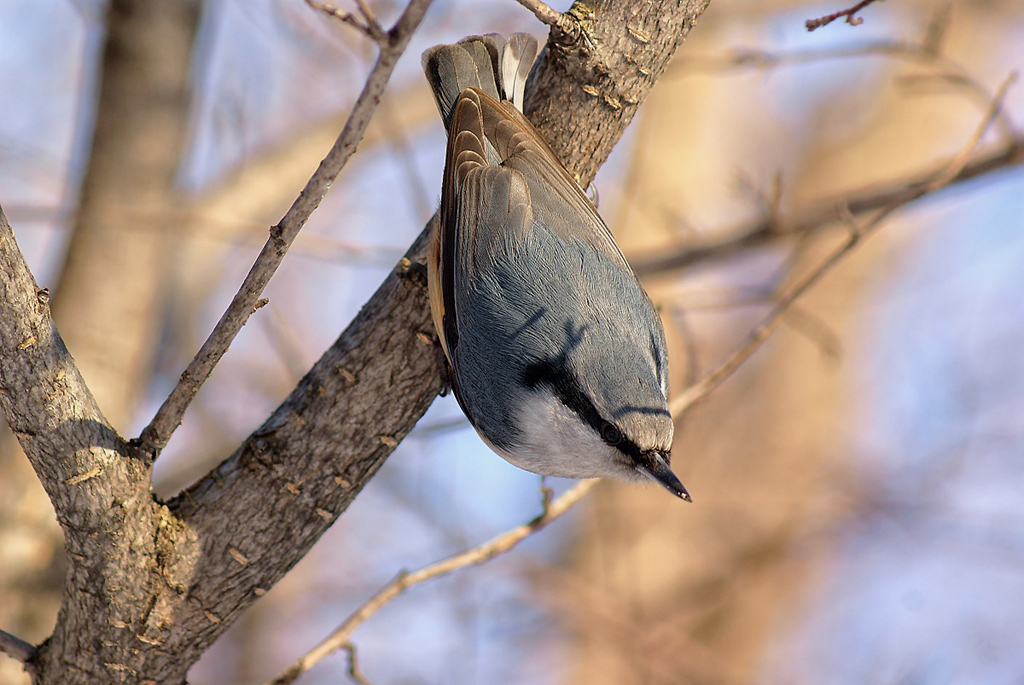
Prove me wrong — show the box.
[523,359,643,461]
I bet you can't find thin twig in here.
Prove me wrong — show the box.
[806,0,883,31]
[0,628,35,664]
[305,0,385,42]
[927,72,1018,189]
[513,0,563,27]
[670,71,1018,417]
[135,0,433,462]
[266,479,597,685]
[512,0,577,36]
[341,642,372,685]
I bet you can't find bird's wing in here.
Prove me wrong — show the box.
[437,87,636,361]
[479,92,633,273]
[438,89,527,361]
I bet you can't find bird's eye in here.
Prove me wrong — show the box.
[601,422,623,445]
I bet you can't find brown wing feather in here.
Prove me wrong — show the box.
[431,89,487,362]
[432,86,632,365]
[479,93,633,274]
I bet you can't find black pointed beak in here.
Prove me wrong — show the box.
[637,453,691,502]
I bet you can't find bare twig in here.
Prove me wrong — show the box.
[806,0,883,31]
[927,72,1018,189]
[0,627,36,664]
[513,0,571,32]
[267,479,597,685]
[136,0,433,461]
[670,72,1017,416]
[341,642,373,685]
[305,0,385,42]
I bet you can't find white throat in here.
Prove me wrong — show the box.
[481,388,629,479]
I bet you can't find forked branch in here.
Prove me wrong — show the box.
[136,0,434,462]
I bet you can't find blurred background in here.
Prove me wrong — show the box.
[1,0,1023,683]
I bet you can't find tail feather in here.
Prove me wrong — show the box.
[500,33,538,112]
[422,34,539,131]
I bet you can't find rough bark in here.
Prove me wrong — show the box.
[526,0,711,187]
[1,211,156,682]
[2,4,198,682]
[0,1,712,682]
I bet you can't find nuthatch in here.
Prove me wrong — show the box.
[423,34,688,500]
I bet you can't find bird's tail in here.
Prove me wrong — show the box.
[422,33,538,131]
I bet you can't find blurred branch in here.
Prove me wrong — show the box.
[136,0,434,462]
[678,40,929,71]
[670,72,1018,416]
[806,0,882,31]
[781,304,843,362]
[674,22,1016,140]
[0,628,35,664]
[634,136,1024,279]
[268,480,597,685]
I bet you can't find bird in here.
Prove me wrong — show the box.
[422,33,689,500]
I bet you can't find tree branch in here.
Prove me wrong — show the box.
[135,0,434,462]
[525,0,712,188]
[669,72,1018,416]
[0,199,159,684]
[269,480,597,685]
[0,628,35,665]
[633,137,1024,279]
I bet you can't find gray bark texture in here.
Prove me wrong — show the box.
[0,1,711,682]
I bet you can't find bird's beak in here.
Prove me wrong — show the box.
[638,453,691,502]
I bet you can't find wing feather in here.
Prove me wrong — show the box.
[435,86,635,369]
[478,92,633,273]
